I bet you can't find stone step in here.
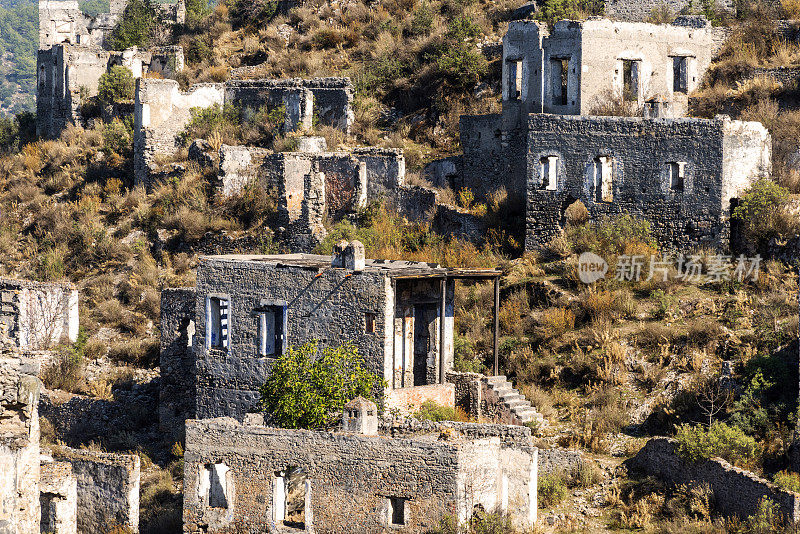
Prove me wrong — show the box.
[484,375,508,386]
[493,386,515,397]
[500,393,525,404]
[514,406,540,417]
[505,399,530,409]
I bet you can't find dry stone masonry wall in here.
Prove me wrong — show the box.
[0,279,78,351]
[159,288,197,438]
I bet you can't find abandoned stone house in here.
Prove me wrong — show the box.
[37,43,185,139]
[501,17,723,120]
[133,77,355,189]
[37,0,186,139]
[182,404,538,533]
[158,241,503,426]
[522,113,771,250]
[1,354,141,534]
[0,278,79,350]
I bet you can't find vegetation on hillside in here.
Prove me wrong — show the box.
[0,0,36,114]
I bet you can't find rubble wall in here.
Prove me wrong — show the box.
[522,114,770,251]
[54,448,140,534]
[159,287,197,437]
[183,418,536,533]
[0,279,78,350]
[40,460,78,534]
[628,438,800,522]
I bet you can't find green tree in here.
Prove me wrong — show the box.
[675,422,759,466]
[733,178,792,244]
[98,65,135,105]
[258,341,385,429]
[108,0,156,50]
[185,0,212,26]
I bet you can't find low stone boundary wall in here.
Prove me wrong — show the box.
[54,447,140,533]
[538,447,584,477]
[627,438,800,522]
[742,67,800,88]
[385,384,455,415]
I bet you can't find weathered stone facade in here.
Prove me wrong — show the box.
[521,114,771,250]
[628,437,800,522]
[0,356,40,534]
[52,448,141,534]
[37,43,185,139]
[39,460,78,534]
[604,0,735,22]
[0,278,79,350]
[133,77,355,188]
[183,417,538,533]
[184,251,458,421]
[159,287,197,438]
[501,17,724,119]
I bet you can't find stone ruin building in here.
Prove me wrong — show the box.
[37,0,186,139]
[603,0,735,22]
[0,278,79,350]
[182,400,538,534]
[521,113,771,250]
[1,353,141,534]
[133,77,355,188]
[446,16,773,252]
[157,242,551,432]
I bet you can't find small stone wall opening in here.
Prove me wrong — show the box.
[622,59,639,101]
[274,466,308,530]
[539,156,558,190]
[551,58,569,106]
[201,463,230,509]
[207,297,229,349]
[389,496,406,526]
[593,156,614,202]
[673,56,688,94]
[413,304,437,387]
[667,162,685,191]
[365,312,376,333]
[258,305,285,357]
[508,59,523,100]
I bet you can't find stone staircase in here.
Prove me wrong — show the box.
[483,375,545,427]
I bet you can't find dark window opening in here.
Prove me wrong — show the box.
[365,312,376,333]
[507,59,523,100]
[667,162,685,191]
[208,297,229,350]
[540,156,558,190]
[390,497,406,525]
[673,56,688,94]
[551,58,569,106]
[258,305,286,357]
[622,60,639,101]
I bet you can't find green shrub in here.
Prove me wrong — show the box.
[733,178,796,245]
[538,472,568,508]
[258,341,386,429]
[103,118,133,158]
[674,422,759,466]
[773,470,800,493]
[108,0,156,50]
[566,213,657,257]
[415,400,460,422]
[98,66,135,105]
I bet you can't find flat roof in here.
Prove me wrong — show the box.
[199,254,501,279]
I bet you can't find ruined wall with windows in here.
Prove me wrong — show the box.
[134,77,355,189]
[0,279,79,350]
[183,417,537,533]
[523,114,771,251]
[36,44,185,139]
[501,17,723,119]
[172,252,455,421]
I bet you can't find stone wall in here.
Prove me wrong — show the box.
[134,77,354,188]
[40,460,78,534]
[538,447,584,477]
[522,114,771,251]
[53,447,140,533]
[0,278,78,350]
[628,438,800,521]
[183,417,537,533]
[741,66,800,87]
[0,355,40,534]
[159,287,197,437]
[604,0,735,22]
[37,44,185,139]
[193,258,391,420]
[385,383,456,415]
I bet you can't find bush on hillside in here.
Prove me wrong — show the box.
[98,66,135,105]
[674,422,759,466]
[108,0,157,50]
[733,178,797,245]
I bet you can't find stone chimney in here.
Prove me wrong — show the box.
[342,396,378,435]
[331,240,365,271]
